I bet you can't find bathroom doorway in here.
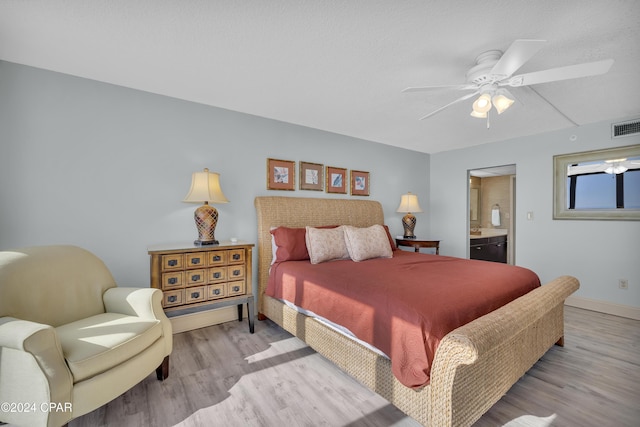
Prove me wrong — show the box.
[468,165,516,264]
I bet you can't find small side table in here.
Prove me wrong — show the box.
[396,238,440,255]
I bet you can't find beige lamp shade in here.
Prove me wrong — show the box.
[183,168,228,245]
[396,192,423,213]
[183,168,229,204]
[397,192,423,239]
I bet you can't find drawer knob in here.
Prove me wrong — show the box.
[168,295,177,303]
[233,270,240,276]
[233,254,241,260]
[213,289,221,295]
[214,272,221,278]
[191,258,201,264]
[232,286,240,292]
[192,274,201,281]
[168,277,177,285]
[168,260,177,267]
[191,292,200,298]
[213,255,221,261]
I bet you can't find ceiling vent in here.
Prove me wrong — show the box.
[612,119,640,138]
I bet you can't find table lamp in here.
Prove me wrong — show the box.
[396,192,423,239]
[183,168,229,245]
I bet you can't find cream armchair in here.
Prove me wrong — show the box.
[0,245,172,427]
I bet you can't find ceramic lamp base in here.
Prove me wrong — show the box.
[193,203,219,245]
[402,213,417,239]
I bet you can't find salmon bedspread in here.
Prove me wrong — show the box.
[266,251,540,388]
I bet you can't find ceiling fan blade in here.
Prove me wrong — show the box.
[402,84,475,92]
[419,91,478,120]
[490,39,546,78]
[504,59,614,87]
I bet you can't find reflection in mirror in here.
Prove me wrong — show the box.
[554,144,640,220]
[567,156,640,209]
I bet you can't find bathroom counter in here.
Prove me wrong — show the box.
[469,228,508,240]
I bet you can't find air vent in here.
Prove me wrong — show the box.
[612,119,640,138]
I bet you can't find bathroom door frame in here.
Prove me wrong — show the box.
[467,165,517,265]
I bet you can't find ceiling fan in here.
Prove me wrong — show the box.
[403,39,614,123]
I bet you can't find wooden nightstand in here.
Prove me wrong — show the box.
[395,238,440,255]
[148,241,255,333]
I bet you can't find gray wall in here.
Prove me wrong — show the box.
[2,60,637,312]
[0,61,431,292]
[431,121,640,309]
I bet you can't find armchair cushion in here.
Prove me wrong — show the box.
[56,313,162,382]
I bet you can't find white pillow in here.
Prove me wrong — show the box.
[305,226,350,264]
[343,225,393,262]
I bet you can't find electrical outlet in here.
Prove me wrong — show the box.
[618,279,629,290]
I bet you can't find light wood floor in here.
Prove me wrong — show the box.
[70,306,640,427]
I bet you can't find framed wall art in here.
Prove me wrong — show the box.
[350,170,370,196]
[299,161,324,191]
[326,166,347,194]
[266,158,295,191]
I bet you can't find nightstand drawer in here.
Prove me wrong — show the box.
[185,253,206,268]
[208,251,227,266]
[228,280,245,296]
[162,272,184,290]
[228,249,244,264]
[207,283,227,300]
[185,286,206,304]
[186,269,206,286]
[227,265,245,280]
[208,267,227,282]
[162,254,184,271]
[163,290,183,307]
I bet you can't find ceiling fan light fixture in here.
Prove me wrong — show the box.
[604,158,628,174]
[604,164,628,174]
[492,91,515,114]
[470,110,487,118]
[472,93,492,114]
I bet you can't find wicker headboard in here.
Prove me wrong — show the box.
[254,196,384,313]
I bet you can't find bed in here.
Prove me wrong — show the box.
[254,196,579,427]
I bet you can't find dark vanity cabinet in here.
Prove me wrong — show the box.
[470,235,507,263]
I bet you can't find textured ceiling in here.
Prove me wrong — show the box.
[1,1,639,153]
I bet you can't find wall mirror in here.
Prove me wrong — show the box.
[553,144,640,220]
[470,188,479,221]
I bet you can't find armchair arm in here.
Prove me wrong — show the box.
[103,287,162,319]
[103,287,172,356]
[0,317,73,427]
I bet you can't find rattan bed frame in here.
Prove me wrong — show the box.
[254,196,579,427]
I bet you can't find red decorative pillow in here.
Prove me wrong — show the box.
[270,227,309,263]
[383,225,397,251]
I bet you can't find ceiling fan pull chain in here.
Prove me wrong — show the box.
[486,111,491,129]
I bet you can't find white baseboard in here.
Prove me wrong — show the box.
[565,295,640,320]
[169,306,245,334]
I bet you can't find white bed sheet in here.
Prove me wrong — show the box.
[279,298,389,359]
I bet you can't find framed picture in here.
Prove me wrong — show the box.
[267,158,295,191]
[326,166,347,194]
[299,161,324,191]
[350,170,370,196]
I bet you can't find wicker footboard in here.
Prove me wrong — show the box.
[261,275,579,427]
